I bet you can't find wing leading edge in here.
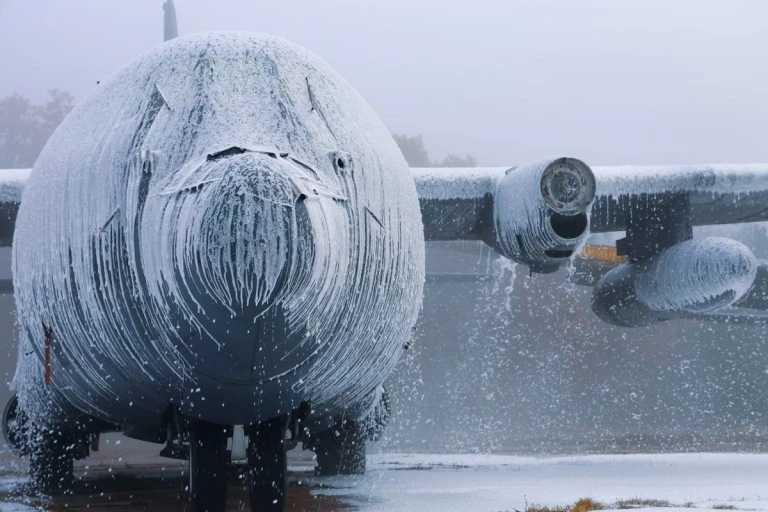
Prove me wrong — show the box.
[9,163,766,245]
[414,163,768,240]
[590,164,768,233]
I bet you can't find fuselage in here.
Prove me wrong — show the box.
[12,32,425,431]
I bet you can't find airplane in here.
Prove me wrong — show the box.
[3,2,768,512]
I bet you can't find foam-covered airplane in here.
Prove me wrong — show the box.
[2,2,768,511]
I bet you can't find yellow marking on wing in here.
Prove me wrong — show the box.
[578,244,626,264]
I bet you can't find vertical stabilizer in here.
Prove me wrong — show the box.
[163,0,178,41]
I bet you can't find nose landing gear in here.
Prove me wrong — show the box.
[188,420,228,512]
[186,416,288,512]
[247,416,288,511]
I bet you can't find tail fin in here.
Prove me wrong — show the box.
[163,0,178,41]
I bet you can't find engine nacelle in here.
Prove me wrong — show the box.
[592,238,757,327]
[486,157,596,273]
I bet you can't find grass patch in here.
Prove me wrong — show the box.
[616,498,674,509]
[524,505,569,512]
[573,498,604,512]
[520,498,602,512]
[502,497,743,512]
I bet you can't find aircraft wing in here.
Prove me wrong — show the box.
[414,160,768,326]
[11,164,762,248]
[0,169,26,295]
[0,169,28,248]
[413,167,502,241]
[589,164,768,233]
[414,163,768,241]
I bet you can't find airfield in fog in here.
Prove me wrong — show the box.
[6,227,768,451]
[4,216,768,512]
[4,230,768,511]
[5,230,768,459]
[4,225,768,453]
[2,2,768,511]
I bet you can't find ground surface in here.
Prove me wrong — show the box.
[1,436,767,511]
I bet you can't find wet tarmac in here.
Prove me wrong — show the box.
[0,435,349,512]
[0,473,348,511]
[3,438,768,512]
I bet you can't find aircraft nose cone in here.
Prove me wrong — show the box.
[173,152,298,312]
[141,150,317,385]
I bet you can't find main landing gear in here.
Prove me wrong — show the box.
[26,426,92,493]
[308,418,367,476]
[306,390,389,477]
[17,411,291,511]
[4,396,86,493]
[187,417,288,512]
[29,430,77,492]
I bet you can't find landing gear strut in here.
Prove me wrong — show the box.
[29,429,76,492]
[247,416,288,512]
[188,420,228,512]
[311,419,366,476]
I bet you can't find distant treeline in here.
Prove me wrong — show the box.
[0,91,475,171]
[393,133,477,168]
[0,90,74,168]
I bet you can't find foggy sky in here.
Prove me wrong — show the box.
[1,0,767,166]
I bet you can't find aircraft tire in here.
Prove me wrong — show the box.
[312,419,366,476]
[247,416,287,512]
[188,420,228,512]
[29,430,75,492]
[2,395,28,457]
